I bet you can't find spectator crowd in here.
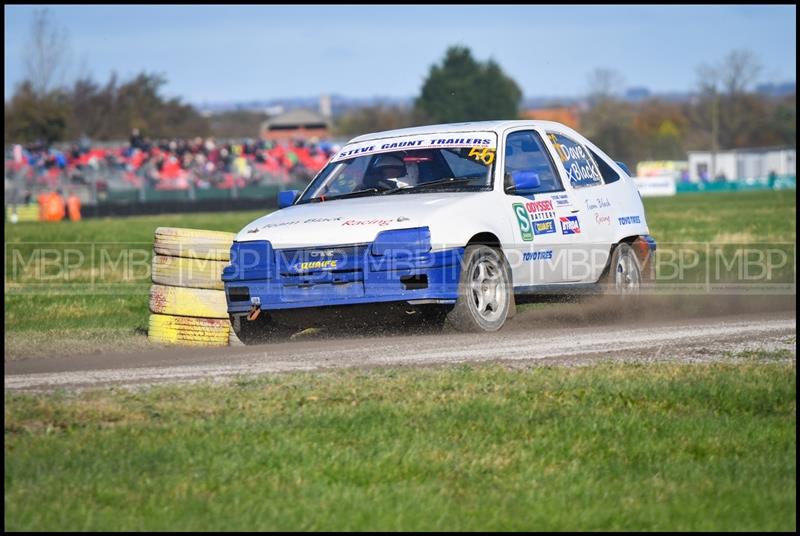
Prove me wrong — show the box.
[5,131,339,197]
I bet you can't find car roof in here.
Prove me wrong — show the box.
[347,120,573,144]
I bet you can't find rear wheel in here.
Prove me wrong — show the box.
[605,243,642,296]
[446,245,512,332]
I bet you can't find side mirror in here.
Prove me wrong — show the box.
[505,170,541,193]
[616,161,631,176]
[277,190,299,209]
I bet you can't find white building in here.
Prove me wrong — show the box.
[688,147,796,182]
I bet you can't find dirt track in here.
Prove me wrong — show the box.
[5,295,796,392]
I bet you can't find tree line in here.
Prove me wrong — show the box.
[5,10,795,170]
[336,47,795,168]
[5,73,211,146]
[579,51,795,167]
[4,9,211,146]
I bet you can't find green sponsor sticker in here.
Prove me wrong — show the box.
[513,203,533,241]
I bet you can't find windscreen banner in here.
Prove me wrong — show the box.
[331,132,498,162]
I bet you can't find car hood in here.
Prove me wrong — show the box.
[236,192,481,249]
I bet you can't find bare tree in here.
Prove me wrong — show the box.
[586,68,625,104]
[719,49,762,95]
[24,8,71,96]
[696,49,761,96]
[696,63,720,95]
[694,49,764,157]
[581,68,638,164]
[694,62,721,173]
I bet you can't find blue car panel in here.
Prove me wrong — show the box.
[222,227,464,313]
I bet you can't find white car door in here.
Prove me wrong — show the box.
[543,129,616,283]
[500,128,584,287]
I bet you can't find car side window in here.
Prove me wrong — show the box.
[588,147,621,184]
[546,132,604,189]
[318,157,369,196]
[503,131,563,196]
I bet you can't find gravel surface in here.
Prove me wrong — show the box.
[5,309,795,392]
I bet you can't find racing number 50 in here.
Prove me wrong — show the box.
[469,146,495,165]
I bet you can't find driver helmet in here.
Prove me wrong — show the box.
[373,155,407,179]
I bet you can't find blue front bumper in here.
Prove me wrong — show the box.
[222,228,464,313]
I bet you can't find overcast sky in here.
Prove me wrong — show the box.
[4,5,797,104]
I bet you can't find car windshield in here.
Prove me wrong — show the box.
[297,135,497,204]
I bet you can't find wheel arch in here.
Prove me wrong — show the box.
[598,235,646,282]
[463,231,517,317]
[466,231,503,249]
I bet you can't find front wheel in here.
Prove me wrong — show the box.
[229,311,292,345]
[446,245,513,332]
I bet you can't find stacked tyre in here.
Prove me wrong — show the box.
[6,203,40,223]
[147,227,241,347]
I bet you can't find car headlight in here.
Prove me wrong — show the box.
[370,227,431,258]
[222,240,274,281]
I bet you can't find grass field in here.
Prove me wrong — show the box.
[4,190,797,531]
[5,363,796,531]
[5,210,264,358]
[4,190,797,358]
[640,189,796,243]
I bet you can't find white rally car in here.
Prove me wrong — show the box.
[223,120,656,342]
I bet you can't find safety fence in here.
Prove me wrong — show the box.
[675,175,796,193]
[4,159,310,220]
[4,160,304,202]
[634,174,795,197]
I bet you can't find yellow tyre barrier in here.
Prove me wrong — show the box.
[147,227,237,347]
[149,284,228,319]
[7,204,40,223]
[151,254,227,290]
[153,227,235,261]
[147,313,230,346]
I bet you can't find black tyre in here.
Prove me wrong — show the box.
[446,245,512,332]
[605,243,642,296]
[399,305,449,333]
[229,311,292,345]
